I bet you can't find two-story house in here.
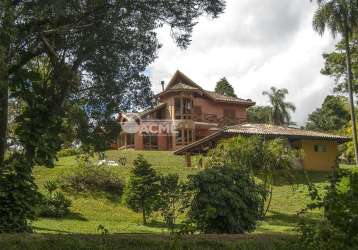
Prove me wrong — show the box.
[118,70,255,151]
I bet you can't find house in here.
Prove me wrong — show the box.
[118,70,350,171]
[117,70,255,151]
[174,123,350,171]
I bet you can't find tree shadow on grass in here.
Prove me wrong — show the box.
[270,170,330,187]
[146,220,181,230]
[41,212,87,222]
[264,210,320,228]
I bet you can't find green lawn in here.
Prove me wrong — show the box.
[31,149,338,235]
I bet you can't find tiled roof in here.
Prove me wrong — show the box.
[158,70,255,106]
[205,91,254,105]
[174,123,350,155]
[170,82,199,90]
[225,124,350,141]
[139,103,167,118]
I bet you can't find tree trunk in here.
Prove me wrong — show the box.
[0,46,8,166]
[142,209,146,225]
[344,23,358,166]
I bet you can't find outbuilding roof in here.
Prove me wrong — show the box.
[174,123,351,155]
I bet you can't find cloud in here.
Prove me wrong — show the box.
[148,0,338,125]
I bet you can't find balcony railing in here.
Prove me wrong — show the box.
[175,112,245,126]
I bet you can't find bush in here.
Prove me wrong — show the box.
[123,155,160,224]
[59,156,124,196]
[39,180,71,218]
[57,147,79,157]
[158,174,185,232]
[298,170,358,249]
[0,154,40,233]
[186,166,267,234]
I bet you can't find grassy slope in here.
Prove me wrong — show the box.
[32,150,332,234]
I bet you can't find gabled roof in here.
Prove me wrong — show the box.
[158,70,255,106]
[139,102,167,118]
[174,123,351,155]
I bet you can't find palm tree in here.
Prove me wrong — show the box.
[312,0,358,165]
[262,87,296,125]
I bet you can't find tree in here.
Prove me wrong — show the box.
[158,174,184,233]
[321,34,358,94]
[186,166,266,234]
[311,0,358,165]
[306,95,350,132]
[124,155,160,225]
[0,0,226,166]
[205,136,297,218]
[214,77,237,97]
[247,105,273,124]
[0,0,225,231]
[262,87,296,125]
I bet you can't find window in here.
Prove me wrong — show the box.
[176,129,194,146]
[314,144,327,152]
[127,134,134,145]
[143,133,158,150]
[174,97,193,119]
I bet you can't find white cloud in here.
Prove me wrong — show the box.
[148,0,338,125]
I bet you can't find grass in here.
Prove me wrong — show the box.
[30,149,338,235]
[0,233,298,250]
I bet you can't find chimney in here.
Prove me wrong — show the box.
[161,81,165,91]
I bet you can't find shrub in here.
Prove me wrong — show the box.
[186,166,267,234]
[158,174,185,233]
[57,147,79,157]
[39,180,72,218]
[123,155,160,224]
[0,154,40,233]
[298,170,358,249]
[59,156,124,196]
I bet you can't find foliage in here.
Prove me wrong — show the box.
[206,136,297,217]
[321,34,358,94]
[0,0,225,232]
[306,95,350,132]
[39,180,71,218]
[57,147,80,158]
[262,87,296,125]
[214,77,237,97]
[298,170,358,250]
[247,105,273,124]
[59,155,124,196]
[123,155,160,224]
[0,154,40,233]
[158,174,185,233]
[186,166,266,234]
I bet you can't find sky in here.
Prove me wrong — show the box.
[147,0,340,126]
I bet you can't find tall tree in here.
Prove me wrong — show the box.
[247,106,273,124]
[306,95,350,132]
[0,0,225,232]
[0,0,225,166]
[262,87,296,125]
[214,77,237,97]
[312,0,358,164]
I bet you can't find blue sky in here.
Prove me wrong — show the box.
[147,0,338,125]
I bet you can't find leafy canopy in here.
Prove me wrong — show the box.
[306,95,350,132]
[214,77,237,97]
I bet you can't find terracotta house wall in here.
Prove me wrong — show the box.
[160,94,248,122]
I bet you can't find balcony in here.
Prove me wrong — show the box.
[175,112,245,126]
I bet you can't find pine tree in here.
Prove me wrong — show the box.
[214,77,237,97]
[124,155,160,224]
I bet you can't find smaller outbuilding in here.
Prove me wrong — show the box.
[174,123,351,171]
